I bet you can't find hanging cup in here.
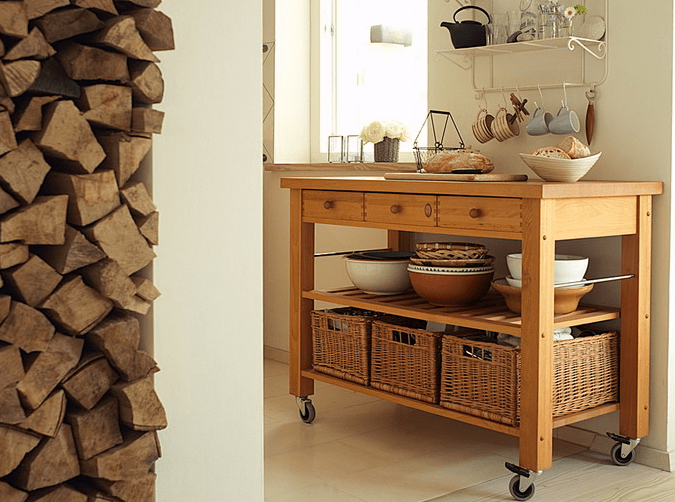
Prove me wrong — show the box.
[548,104,580,134]
[526,105,553,136]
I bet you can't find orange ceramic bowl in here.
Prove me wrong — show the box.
[408,264,494,306]
[491,279,594,314]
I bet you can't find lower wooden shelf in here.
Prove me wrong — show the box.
[304,287,621,336]
[303,369,620,435]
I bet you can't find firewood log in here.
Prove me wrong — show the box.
[111,377,166,431]
[120,182,155,217]
[95,16,159,62]
[134,211,158,245]
[16,333,83,410]
[81,258,137,308]
[73,0,118,15]
[61,352,119,410]
[12,423,80,491]
[2,254,62,307]
[0,195,68,245]
[79,84,132,132]
[33,225,105,275]
[33,7,103,43]
[93,471,156,502]
[0,111,18,156]
[79,430,160,481]
[0,386,26,424]
[128,8,174,52]
[68,396,123,460]
[12,95,59,133]
[0,480,27,502]
[0,300,55,353]
[82,204,156,275]
[56,43,129,82]
[3,27,55,61]
[128,60,164,104]
[43,170,120,227]
[86,312,156,381]
[23,0,70,20]
[0,2,29,38]
[0,60,41,98]
[29,58,81,99]
[0,243,29,268]
[38,275,113,336]
[0,344,25,391]
[0,294,10,321]
[26,484,87,501]
[0,425,41,477]
[96,132,151,187]
[118,294,151,315]
[131,108,163,135]
[33,101,105,174]
[131,276,160,302]
[19,390,66,437]
[0,139,51,205]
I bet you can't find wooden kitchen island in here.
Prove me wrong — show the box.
[280,176,663,500]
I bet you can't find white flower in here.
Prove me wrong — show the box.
[360,120,411,143]
[360,121,385,144]
[564,7,575,19]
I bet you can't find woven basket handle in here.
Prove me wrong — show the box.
[453,5,491,25]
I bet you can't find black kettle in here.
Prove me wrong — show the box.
[441,5,491,49]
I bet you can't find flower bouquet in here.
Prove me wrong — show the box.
[360,120,411,162]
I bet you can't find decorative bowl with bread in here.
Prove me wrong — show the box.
[520,136,601,182]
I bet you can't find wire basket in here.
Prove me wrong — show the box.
[413,110,465,172]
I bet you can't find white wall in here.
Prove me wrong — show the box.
[429,0,672,466]
[153,2,264,500]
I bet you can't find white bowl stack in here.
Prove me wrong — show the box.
[505,253,589,288]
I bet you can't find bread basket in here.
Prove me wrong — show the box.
[519,152,602,182]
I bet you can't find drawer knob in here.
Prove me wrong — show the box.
[323,200,334,210]
[390,204,401,214]
[469,208,481,218]
[424,203,433,218]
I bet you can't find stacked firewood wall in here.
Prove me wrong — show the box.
[0,1,173,501]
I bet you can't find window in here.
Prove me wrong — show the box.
[311,0,428,162]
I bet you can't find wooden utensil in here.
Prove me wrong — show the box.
[585,87,597,145]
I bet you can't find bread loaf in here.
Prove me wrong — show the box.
[424,150,494,173]
[531,147,570,159]
[556,136,590,159]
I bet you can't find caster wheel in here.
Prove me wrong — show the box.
[299,401,316,424]
[509,475,535,501]
[611,442,634,466]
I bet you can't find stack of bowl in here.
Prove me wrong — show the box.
[493,253,593,314]
[408,242,495,306]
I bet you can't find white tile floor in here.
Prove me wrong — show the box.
[264,359,675,502]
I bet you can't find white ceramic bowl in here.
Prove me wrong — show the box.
[343,256,412,295]
[519,152,602,182]
[504,275,587,289]
[506,253,589,284]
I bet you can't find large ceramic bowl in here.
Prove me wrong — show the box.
[519,152,602,182]
[506,253,589,284]
[343,255,412,295]
[492,279,593,315]
[408,264,494,306]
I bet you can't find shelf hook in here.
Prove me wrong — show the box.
[562,81,568,107]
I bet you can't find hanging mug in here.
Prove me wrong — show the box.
[526,105,553,136]
[491,107,519,142]
[472,108,494,143]
[549,104,580,134]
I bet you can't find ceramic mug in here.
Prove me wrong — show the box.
[491,107,519,141]
[472,109,494,143]
[526,105,553,136]
[548,105,580,134]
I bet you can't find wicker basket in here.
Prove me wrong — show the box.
[440,331,619,426]
[415,242,489,261]
[370,317,444,403]
[374,137,400,162]
[311,308,386,385]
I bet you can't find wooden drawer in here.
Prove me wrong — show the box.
[365,193,437,227]
[303,190,364,221]
[438,196,521,233]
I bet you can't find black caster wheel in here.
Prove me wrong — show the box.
[509,475,535,501]
[299,400,316,424]
[611,442,635,466]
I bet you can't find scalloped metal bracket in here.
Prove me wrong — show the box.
[568,37,607,60]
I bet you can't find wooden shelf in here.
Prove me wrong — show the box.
[305,287,620,336]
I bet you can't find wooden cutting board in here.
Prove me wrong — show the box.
[384,172,529,182]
